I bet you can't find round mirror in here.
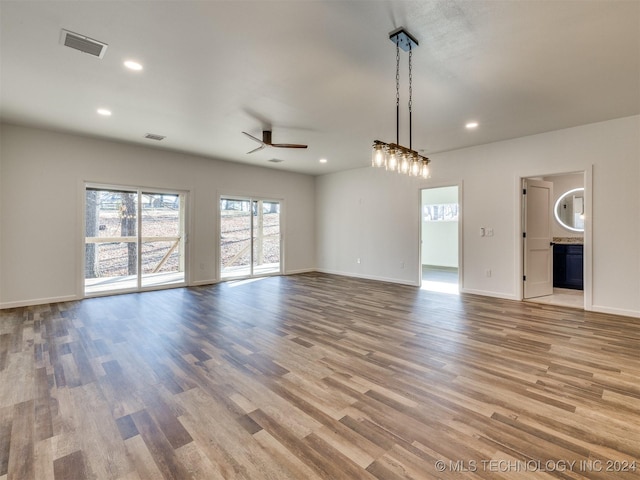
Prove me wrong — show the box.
[554,187,584,232]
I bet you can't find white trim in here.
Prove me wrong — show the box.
[590,305,640,318]
[518,169,592,310]
[190,279,219,287]
[1,294,79,310]
[582,166,594,312]
[418,182,463,289]
[460,288,519,301]
[81,182,190,298]
[284,268,316,275]
[515,177,525,301]
[458,181,464,291]
[315,268,419,287]
[78,178,87,299]
[218,194,285,279]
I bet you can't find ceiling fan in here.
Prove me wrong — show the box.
[242,130,308,154]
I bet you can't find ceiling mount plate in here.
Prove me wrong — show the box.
[389,27,418,52]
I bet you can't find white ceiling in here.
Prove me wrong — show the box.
[1,1,639,175]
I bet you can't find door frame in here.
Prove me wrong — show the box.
[218,194,284,280]
[517,167,592,310]
[418,182,463,290]
[80,182,190,298]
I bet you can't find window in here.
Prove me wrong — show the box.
[84,186,186,295]
[423,203,459,222]
[220,197,281,278]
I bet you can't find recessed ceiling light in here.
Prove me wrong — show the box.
[465,121,479,129]
[97,108,112,116]
[319,158,328,164]
[124,60,143,71]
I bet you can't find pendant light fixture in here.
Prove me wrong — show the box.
[372,27,430,179]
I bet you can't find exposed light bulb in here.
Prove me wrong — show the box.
[387,150,398,171]
[372,145,385,167]
[399,155,410,174]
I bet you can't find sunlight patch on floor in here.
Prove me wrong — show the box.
[421,280,459,295]
[227,277,270,287]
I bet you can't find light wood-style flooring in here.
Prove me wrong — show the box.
[1,272,639,479]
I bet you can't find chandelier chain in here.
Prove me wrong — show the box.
[408,45,413,113]
[396,41,400,144]
[395,42,400,108]
[371,28,430,179]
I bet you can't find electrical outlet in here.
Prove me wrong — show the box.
[356,258,361,264]
[400,261,405,269]
[486,268,492,277]
[486,227,494,237]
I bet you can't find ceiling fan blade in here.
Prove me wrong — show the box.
[242,131,265,145]
[243,130,307,152]
[246,144,267,154]
[270,143,308,149]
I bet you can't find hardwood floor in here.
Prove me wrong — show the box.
[1,272,639,479]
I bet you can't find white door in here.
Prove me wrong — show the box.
[523,179,553,298]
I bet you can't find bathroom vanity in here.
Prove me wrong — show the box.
[553,242,583,290]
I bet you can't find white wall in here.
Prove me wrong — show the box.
[0,123,316,307]
[317,115,640,318]
[3,117,639,318]
[0,126,3,304]
[421,186,458,268]
[315,167,423,285]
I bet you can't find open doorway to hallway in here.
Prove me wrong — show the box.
[420,186,460,294]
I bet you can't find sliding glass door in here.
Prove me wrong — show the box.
[220,197,281,279]
[84,185,186,295]
[140,192,185,288]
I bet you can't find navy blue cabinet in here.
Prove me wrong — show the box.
[553,244,583,290]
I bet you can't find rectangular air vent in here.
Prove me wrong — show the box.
[268,158,284,163]
[144,133,166,141]
[60,29,108,58]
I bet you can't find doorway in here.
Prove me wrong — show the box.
[521,172,587,309]
[84,185,187,296]
[420,186,460,294]
[219,196,282,279]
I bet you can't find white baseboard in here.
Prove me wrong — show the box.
[315,268,419,287]
[590,304,640,318]
[189,279,219,287]
[284,268,316,275]
[460,288,520,301]
[0,294,79,310]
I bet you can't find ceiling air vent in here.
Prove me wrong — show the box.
[144,133,166,141]
[268,158,284,163]
[59,29,108,58]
